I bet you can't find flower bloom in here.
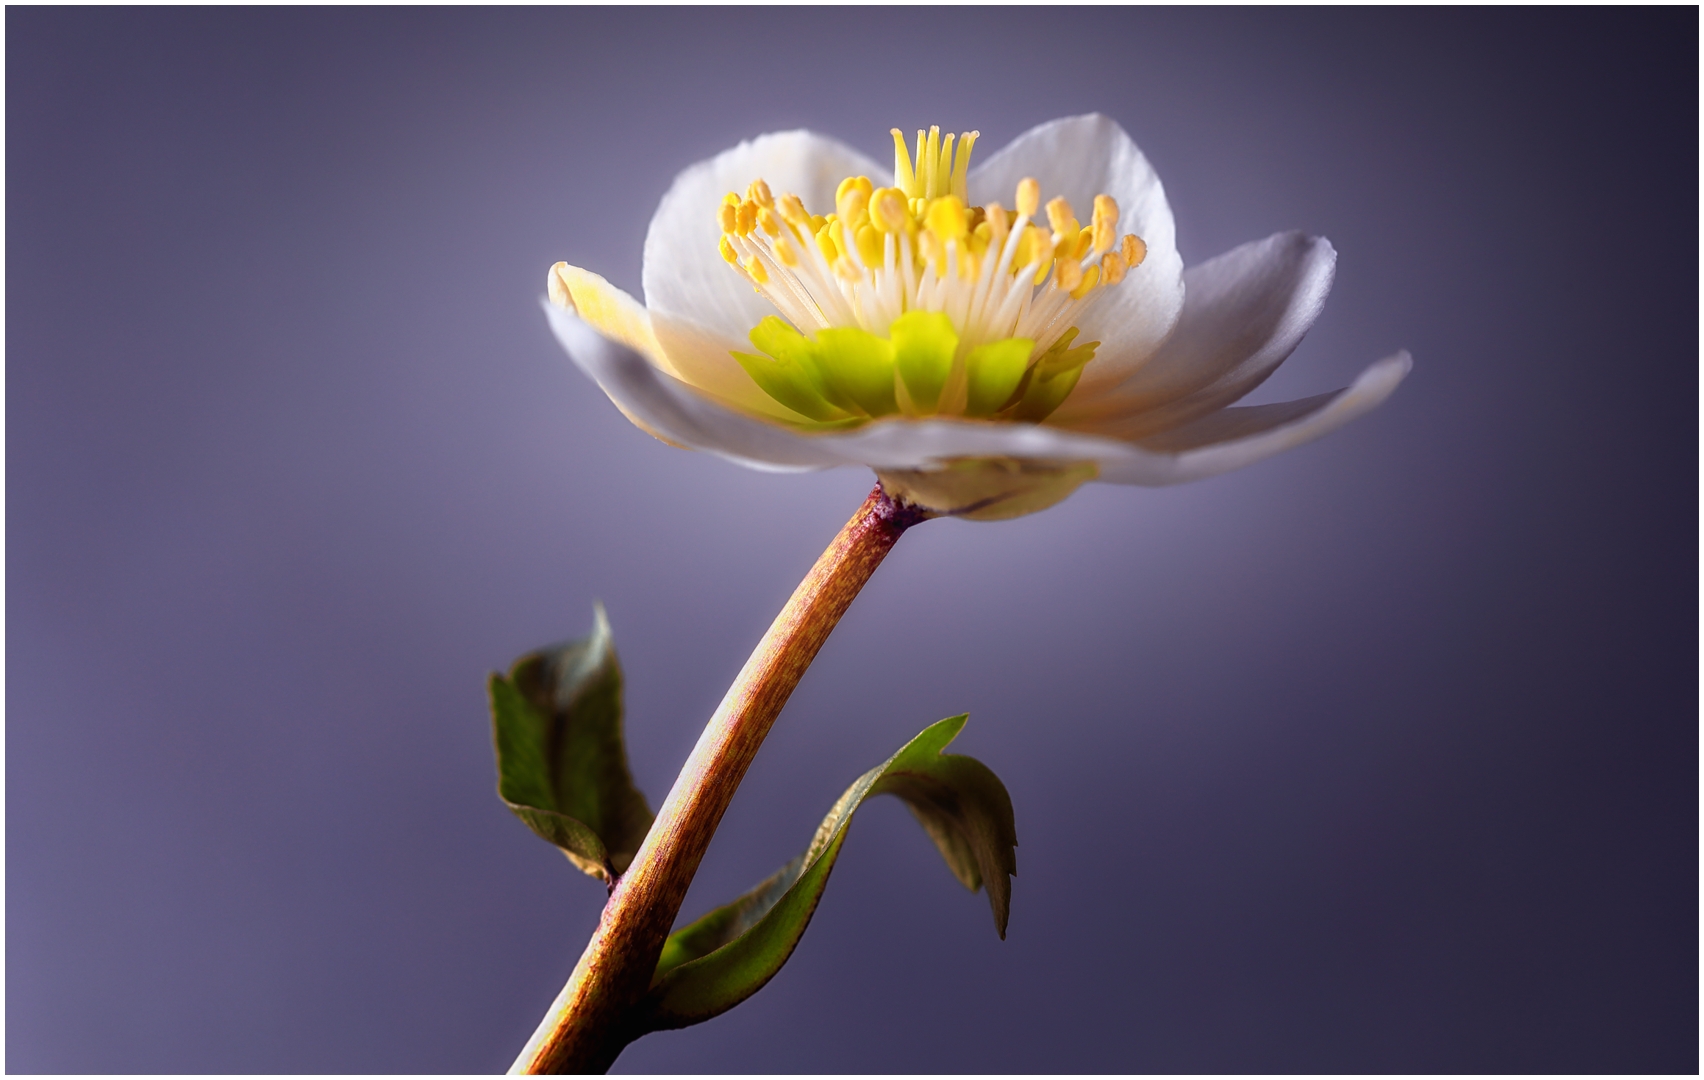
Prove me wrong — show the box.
[545,115,1409,519]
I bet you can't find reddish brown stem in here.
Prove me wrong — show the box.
[510,483,930,1074]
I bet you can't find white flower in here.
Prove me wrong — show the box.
[544,115,1410,520]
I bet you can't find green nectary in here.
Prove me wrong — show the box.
[731,312,1099,428]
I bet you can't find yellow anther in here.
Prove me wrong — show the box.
[722,192,741,207]
[736,199,758,235]
[1093,219,1117,255]
[1054,257,1083,292]
[984,202,1009,246]
[855,223,883,266]
[1073,229,1094,260]
[1100,250,1127,286]
[758,207,781,237]
[836,175,873,221]
[1046,196,1078,237]
[1092,194,1118,230]
[809,214,828,234]
[925,195,969,243]
[742,254,767,283]
[834,256,862,282]
[777,193,811,227]
[869,187,910,233]
[909,196,928,218]
[973,221,993,248]
[891,128,917,197]
[1121,233,1147,268]
[547,261,572,308]
[719,236,738,263]
[747,179,774,209]
[815,223,839,261]
[950,130,978,201]
[775,235,800,267]
[717,201,738,234]
[1070,263,1100,300]
[1016,178,1040,218]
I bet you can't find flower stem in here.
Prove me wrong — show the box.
[510,483,931,1074]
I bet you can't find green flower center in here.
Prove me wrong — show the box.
[715,125,1146,427]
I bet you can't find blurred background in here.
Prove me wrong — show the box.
[8,8,1696,1073]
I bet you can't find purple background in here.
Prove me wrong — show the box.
[9,8,1696,1073]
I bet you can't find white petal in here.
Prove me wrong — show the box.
[642,130,886,344]
[545,300,848,472]
[968,115,1184,390]
[1095,352,1412,486]
[1053,232,1336,436]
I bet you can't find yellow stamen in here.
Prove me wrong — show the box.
[747,179,774,209]
[1092,194,1118,229]
[1046,196,1078,237]
[736,199,758,235]
[717,201,738,234]
[1052,231,1079,264]
[816,223,839,261]
[1070,263,1100,300]
[743,255,767,283]
[719,236,738,263]
[1100,250,1127,286]
[775,235,800,267]
[1092,195,1119,254]
[925,195,969,243]
[855,223,883,266]
[1122,233,1147,268]
[869,187,910,233]
[836,175,873,221]
[778,194,811,228]
[1054,258,1083,292]
[1016,178,1040,218]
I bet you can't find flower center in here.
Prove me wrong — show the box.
[715,126,1147,427]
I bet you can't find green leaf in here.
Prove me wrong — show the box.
[890,310,958,412]
[642,714,1016,1031]
[488,603,654,881]
[964,337,1035,417]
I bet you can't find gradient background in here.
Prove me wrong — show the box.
[9,8,1697,1073]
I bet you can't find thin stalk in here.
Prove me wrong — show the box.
[511,483,931,1074]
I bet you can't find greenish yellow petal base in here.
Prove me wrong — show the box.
[877,457,1099,521]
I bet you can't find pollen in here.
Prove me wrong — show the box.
[711,124,1149,422]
